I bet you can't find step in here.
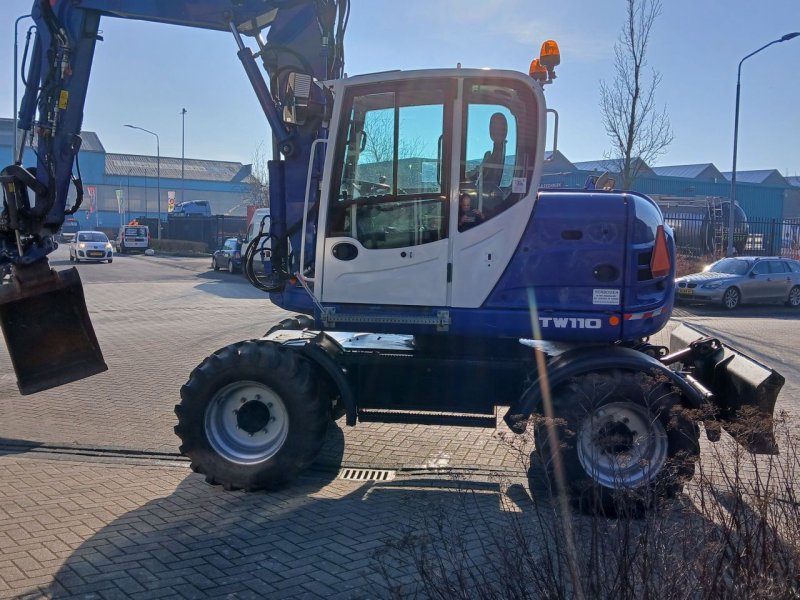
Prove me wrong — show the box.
[357,409,496,428]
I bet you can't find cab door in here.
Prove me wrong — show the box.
[320,80,454,306]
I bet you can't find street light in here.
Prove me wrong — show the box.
[181,108,187,204]
[728,32,800,257]
[124,123,161,239]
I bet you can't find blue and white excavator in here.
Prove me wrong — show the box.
[0,0,785,512]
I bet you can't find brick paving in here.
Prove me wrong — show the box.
[0,249,797,598]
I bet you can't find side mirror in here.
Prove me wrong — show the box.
[749,272,757,278]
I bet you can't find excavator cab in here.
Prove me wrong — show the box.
[315,71,544,316]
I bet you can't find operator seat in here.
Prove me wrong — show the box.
[477,112,508,217]
[480,112,508,190]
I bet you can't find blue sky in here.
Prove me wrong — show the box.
[2,0,798,176]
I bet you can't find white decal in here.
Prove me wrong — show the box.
[593,288,620,305]
[512,177,527,193]
[539,317,602,329]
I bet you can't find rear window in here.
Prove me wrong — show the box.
[125,227,148,236]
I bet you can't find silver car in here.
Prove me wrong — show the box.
[675,256,800,310]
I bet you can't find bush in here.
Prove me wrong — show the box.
[376,413,800,599]
[148,239,208,255]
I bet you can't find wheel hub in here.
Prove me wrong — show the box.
[577,402,668,490]
[236,399,270,435]
[204,381,289,465]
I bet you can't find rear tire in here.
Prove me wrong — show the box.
[175,340,329,491]
[722,286,740,310]
[533,370,699,515]
[787,285,800,308]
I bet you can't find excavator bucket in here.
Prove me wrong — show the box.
[0,263,106,395]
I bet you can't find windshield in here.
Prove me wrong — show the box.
[708,258,751,275]
[78,232,108,243]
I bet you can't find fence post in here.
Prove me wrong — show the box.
[768,219,776,255]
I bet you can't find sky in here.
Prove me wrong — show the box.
[1,0,799,176]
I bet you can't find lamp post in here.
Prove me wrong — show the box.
[728,32,800,257]
[125,124,161,239]
[181,108,187,204]
[13,14,32,163]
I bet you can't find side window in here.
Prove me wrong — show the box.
[752,262,769,275]
[458,81,537,232]
[786,261,800,273]
[328,83,451,249]
[769,261,788,274]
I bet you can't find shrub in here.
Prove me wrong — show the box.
[149,239,208,255]
[377,413,800,599]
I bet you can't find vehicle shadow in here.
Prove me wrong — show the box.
[13,442,798,598]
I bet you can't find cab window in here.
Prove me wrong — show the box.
[458,80,538,231]
[327,81,453,249]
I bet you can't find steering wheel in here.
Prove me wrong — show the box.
[344,179,392,198]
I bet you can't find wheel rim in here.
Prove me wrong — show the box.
[723,288,739,309]
[204,380,289,465]
[790,287,800,307]
[576,401,668,490]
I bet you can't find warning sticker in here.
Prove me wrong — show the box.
[512,177,527,193]
[593,288,620,305]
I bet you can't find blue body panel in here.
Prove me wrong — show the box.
[281,189,674,344]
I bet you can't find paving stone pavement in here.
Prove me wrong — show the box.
[0,249,797,598]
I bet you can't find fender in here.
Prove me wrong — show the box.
[504,345,705,433]
[300,333,357,426]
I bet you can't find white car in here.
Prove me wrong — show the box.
[69,230,114,263]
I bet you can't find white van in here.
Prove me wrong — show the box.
[245,208,271,274]
[117,224,150,253]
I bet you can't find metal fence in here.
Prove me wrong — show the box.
[667,215,800,259]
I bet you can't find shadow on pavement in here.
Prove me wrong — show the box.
[0,437,43,457]
[674,303,800,320]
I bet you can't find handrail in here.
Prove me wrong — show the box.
[298,138,328,284]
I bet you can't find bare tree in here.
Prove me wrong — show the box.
[362,112,425,164]
[246,142,270,207]
[600,0,673,189]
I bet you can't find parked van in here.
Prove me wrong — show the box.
[117,224,150,253]
[245,208,271,273]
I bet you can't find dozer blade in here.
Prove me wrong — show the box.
[671,323,784,455]
[0,263,107,395]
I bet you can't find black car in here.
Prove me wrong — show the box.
[211,237,243,273]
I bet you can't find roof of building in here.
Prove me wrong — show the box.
[721,169,790,187]
[0,117,105,152]
[105,153,256,183]
[651,163,726,181]
[787,176,800,188]
[572,158,655,178]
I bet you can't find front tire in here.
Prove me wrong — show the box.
[722,287,740,310]
[787,285,800,308]
[533,370,699,515]
[228,260,235,274]
[175,340,329,491]
[212,257,219,271]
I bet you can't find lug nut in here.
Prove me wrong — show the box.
[267,402,273,408]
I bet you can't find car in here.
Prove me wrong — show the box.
[211,237,243,273]
[171,200,212,216]
[69,230,114,263]
[675,256,800,310]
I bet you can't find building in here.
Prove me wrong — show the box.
[0,118,262,230]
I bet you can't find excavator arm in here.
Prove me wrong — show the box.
[0,0,348,393]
